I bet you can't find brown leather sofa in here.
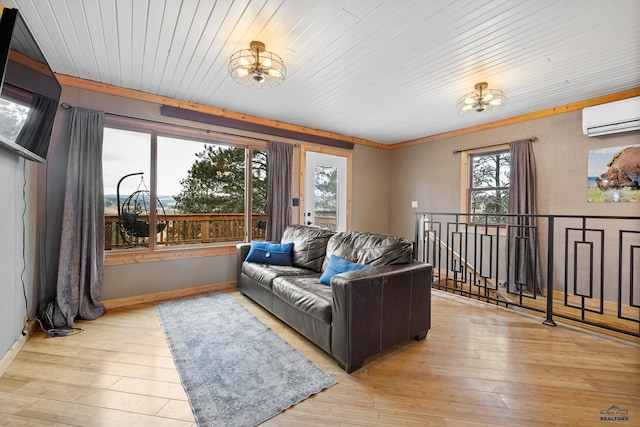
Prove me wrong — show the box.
[236,225,432,373]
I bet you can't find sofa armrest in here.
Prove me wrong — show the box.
[236,243,252,283]
[330,261,432,373]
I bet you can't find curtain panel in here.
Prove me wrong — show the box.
[55,108,106,327]
[266,141,293,242]
[506,138,542,295]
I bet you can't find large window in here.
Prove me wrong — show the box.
[468,149,510,224]
[102,123,267,252]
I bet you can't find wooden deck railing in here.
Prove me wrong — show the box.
[105,213,338,250]
[313,216,337,231]
[105,213,266,249]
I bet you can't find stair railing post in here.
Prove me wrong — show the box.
[543,216,557,327]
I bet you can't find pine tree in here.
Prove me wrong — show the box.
[470,152,510,223]
[173,145,267,214]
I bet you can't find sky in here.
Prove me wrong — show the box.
[102,127,214,196]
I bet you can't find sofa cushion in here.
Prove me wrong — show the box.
[272,276,333,323]
[319,254,372,285]
[281,225,335,272]
[245,241,294,265]
[241,262,316,290]
[324,231,413,270]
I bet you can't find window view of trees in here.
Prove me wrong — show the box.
[315,165,337,211]
[173,145,247,214]
[171,145,268,215]
[469,150,510,224]
[251,149,268,216]
[314,164,338,230]
[103,127,267,251]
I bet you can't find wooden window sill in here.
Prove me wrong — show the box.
[104,244,237,266]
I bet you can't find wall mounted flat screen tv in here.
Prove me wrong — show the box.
[0,8,61,163]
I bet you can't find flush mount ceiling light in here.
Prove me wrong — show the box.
[229,40,286,88]
[457,82,506,114]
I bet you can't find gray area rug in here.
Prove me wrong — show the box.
[156,292,336,426]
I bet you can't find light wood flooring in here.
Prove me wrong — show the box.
[433,279,640,340]
[1,290,639,426]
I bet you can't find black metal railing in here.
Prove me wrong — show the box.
[415,212,640,337]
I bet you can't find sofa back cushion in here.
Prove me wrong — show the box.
[324,231,413,269]
[281,225,336,272]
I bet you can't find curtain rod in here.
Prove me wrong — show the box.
[59,102,285,146]
[453,136,538,154]
[160,105,351,150]
[60,102,304,147]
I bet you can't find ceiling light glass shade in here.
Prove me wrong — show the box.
[229,41,286,88]
[457,82,506,114]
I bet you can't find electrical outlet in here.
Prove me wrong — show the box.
[411,200,418,208]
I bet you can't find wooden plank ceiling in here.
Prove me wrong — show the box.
[3,0,640,145]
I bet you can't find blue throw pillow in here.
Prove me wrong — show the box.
[245,241,294,266]
[319,254,371,285]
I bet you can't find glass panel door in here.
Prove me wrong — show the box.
[304,151,347,231]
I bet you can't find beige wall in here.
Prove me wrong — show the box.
[388,110,640,240]
[351,144,390,233]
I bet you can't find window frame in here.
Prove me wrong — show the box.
[460,144,510,227]
[103,115,268,265]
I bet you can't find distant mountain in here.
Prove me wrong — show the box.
[104,194,177,215]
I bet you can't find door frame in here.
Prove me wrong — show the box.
[299,145,352,231]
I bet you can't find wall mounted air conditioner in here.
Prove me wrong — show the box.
[582,96,640,137]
